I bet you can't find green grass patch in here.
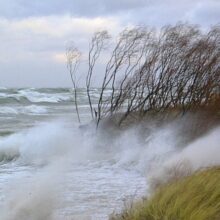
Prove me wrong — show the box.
[110,167,220,220]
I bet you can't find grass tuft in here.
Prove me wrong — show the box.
[110,167,220,220]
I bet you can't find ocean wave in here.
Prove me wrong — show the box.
[1,118,219,173]
[0,88,111,105]
[0,119,178,168]
[0,121,78,165]
[18,89,71,103]
[0,107,18,114]
[22,105,48,114]
[0,133,20,163]
[0,105,48,115]
[0,88,73,104]
[0,150,20,163]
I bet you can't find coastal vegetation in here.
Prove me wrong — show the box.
[66,23,220,220]
[67,23,220,127]
[110,167,220,220]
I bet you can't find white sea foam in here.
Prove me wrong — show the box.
[0,119,219,172]
[22,105,48,114]
[0,105,47,115]
[147,127,220,188]
[0,118,219,219]
[0,121,73,164]
[0,165,59,220]
[0,107,18,114]
[0,88,72,104]
[0,92,9,98]
[0,120,146,219]
[18,89,71,103]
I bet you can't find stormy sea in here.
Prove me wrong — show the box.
[0,87,219,220]
[0,87,148,220]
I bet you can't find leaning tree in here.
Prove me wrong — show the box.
[67,23,220,127]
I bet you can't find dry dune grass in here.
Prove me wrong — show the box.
[110,167,220,220]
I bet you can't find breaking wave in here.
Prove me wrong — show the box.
[18,89,71,103]
[0,116,219,219]
[0,88,73,104]
[0,119,219,173]
[0,105,48,115]
[0,88,112,105]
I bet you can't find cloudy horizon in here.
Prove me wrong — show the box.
[0,0,220,87]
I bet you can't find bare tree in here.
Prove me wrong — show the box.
[96,27,152,126]
[69,23,220,127]
[66,45,82,123]
[86,31,111,120]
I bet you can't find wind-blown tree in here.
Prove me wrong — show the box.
[66,45,81,123]
[67,23,220,127]
[86,30,111,120]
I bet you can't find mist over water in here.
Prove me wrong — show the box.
[0,88,219,220]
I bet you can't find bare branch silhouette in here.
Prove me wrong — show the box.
[69,23,220,127]
[66,44,82,123]
[86,31,111,120]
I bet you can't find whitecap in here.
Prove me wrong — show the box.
[0,107,18,115]
[18,89,71,103]
[22,105,48,115]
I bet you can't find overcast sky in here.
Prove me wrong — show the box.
[0,0,220,87]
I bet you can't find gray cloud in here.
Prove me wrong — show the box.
[117,0,220,27]
[1,0,220,25]
[0,16,122,87]
[0,0,149,18]
[0,0,220,87]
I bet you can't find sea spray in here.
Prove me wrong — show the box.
[0,117,220,219]
[148,127,220,189]
[0,170,58,220]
